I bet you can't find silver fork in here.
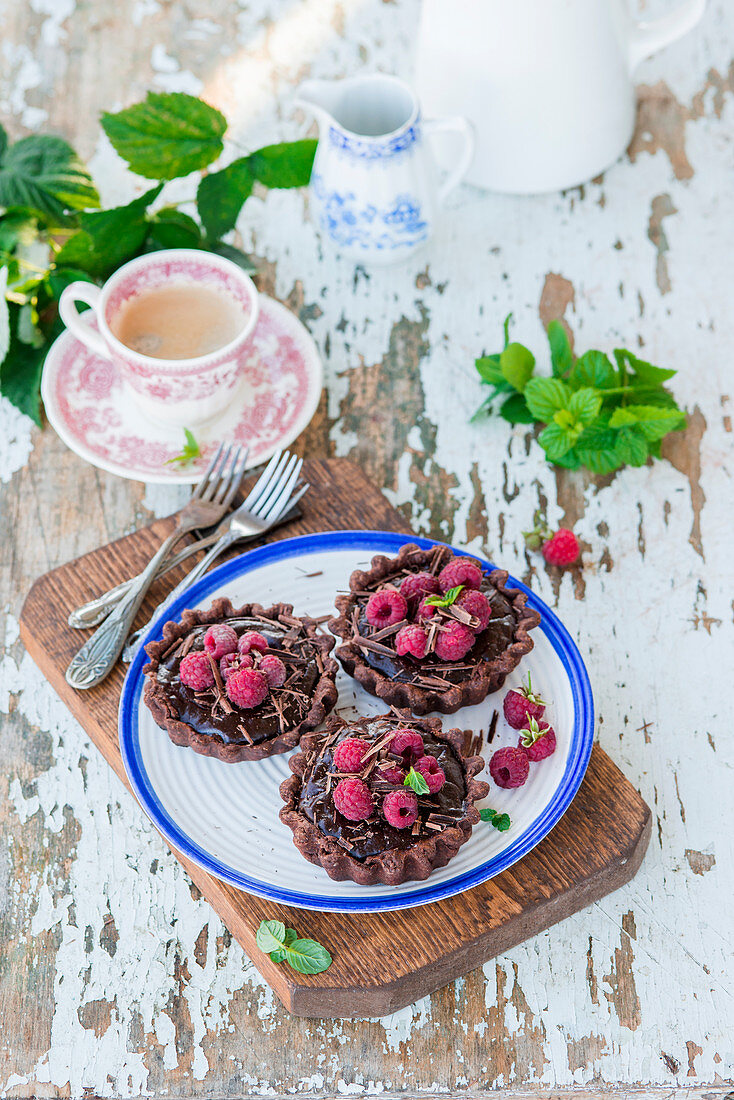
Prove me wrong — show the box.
[122,450,307,661]
[65,443,249,690]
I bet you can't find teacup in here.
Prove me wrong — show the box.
[59,249,260,428]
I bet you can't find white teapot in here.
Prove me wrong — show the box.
[414,0,706,193]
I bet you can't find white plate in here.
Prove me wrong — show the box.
[119,531,593,912]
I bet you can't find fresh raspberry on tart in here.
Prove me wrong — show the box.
[279,713,489,886]
[329,543,541,715]
[142,599,338,762]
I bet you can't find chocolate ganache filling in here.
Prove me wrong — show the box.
[155,617,320,745]
[298,717,469,861]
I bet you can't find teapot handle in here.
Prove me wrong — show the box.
[628,0,706,72]
[424,117,475,205]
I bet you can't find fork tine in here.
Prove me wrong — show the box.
[254,453,299,517]
[192,442,224,500]
[247,451,290,513]
[262,457,303,522]
[212,444,242,505]
[278,481,309,516]
[200,443,232,501]
[241,451,282,509]
[219,446,250,509]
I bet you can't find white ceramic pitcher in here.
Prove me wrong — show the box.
[414,0,706,193]
[297,74,474,264]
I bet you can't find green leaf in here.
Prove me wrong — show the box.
[479,808,497,822]
[547,319,573,378]
[47,266,96,301]
[209,241,257,274]
[197,158,253,241]
[615,425,649,467]
[574,425,622,474]
[475,353,504,386]
[551,447,582,470]
[499,392,535,424]
[571,350,615,389]
[55,184,162,277]
[609,404,686,441]
[524,377,571,421]
[622,350,677,385]
[502,312,513,349]
[404,766,430,795]
[0,135,99,221]
[165,428,201,466]
[567,387,602,427]
[0,125,7,162]
[0,270,10,365]
[424,584,464,609]
[500,342,535,391]
[492,812,511,831]
[247,140,316,188]
[538,422,576,461]
[101,92,227,180]
[0,211,39,255]
[269,928,298,963]
[147,207,202,249]
[255,920,286,954]
[283,938,332,975]
[0,302,45,425]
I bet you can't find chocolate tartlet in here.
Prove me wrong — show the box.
[329,543,541,715]
[143,598,338,762]
[280,712,489,885]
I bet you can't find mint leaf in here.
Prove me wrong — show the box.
[424,584,464,608]
[269,927,298,963]
[479,807,497,822]
[480,807,511,831]
[615,425,649,466]
[524,377,571,421]
[165,428,200,466]
[55,184,162,277]
[283,938,332,975]
[571,350,615,389]
[404,766,430,795]
[148,207,202,249]
[197,157,253,240]
[620,350,677,385]
[575,425,621,474]
[255,920,286,954]
[567,387,602,427]
[499,392,534,424]
[538,421,576,461]
[500,342,535,391]
[102,92,227,180]
[609,404,686,441]
[247,140,316,188]
[475,354,505,386]
[0,134,99,221]
[547,320,572,378]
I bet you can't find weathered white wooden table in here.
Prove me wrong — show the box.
[1,0,732,1096]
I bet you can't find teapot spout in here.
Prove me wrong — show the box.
[295,79,341,127]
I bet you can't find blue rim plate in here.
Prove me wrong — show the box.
[119,530,594,912]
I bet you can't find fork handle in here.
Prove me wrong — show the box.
[122,530,240,660]
[65,528,189,689]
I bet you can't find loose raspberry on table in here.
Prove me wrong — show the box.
[382,788,418,829]
[259,654,287,688]
[333,738,371,774]
[226,667,269,709]
[417,596,438,621]
[438,556,483,593]
[415,754,446,793]
[434,620,475,661]
[489,746,530,789]
[333,777,374,821]
[365,588,408,628]
[179,651,215,691]
[455,588,492,632]
[542,528,580,568]
[377,764,406,786]
[389,729,425,767]
[203,624,238,659]
[395,623,428,659]
[400,571,440,603]
[519,719,557,761]
[502,673,547,729]
[238,631,269,656]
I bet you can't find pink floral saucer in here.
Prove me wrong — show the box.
[41,295,323,484]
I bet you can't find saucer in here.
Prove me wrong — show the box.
[41,295,323,484]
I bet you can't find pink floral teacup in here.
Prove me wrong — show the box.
[59,249,259,428]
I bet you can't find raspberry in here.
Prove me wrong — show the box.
[219,651,252,681]
[389,729,425,767]
[365,588,408,628]
[382,788,418,829]
[503,674,547,729]
[203,624,238,659]
[415,754,446,793]
[417,596,438,621]
[395,623,428,659]
[455,589,492,632]
[259,654,287,688]
[377,764,406,786]
[179,651,215,691]
[438,556,483,593]
[226,667,269,709]
[238,631,269,656]
[333,738,371,774]
[434,621,475,661]
[519,718,557,761]
[333,777,374,821]
[542,528,580,568]
[489,746,530,789]
[400,571,440,603]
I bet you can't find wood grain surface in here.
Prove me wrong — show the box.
[1,0,732,1094]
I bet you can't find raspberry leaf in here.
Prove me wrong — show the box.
[500,342,535,392]
[55,184,163,278]
[404,766,430,795]
[424,584,464,609]
[247,140,317,188]
[196,157,254,241]
[0,134,99,222]
[101,92,227,180]
[547,319,572,378]
[256,920,286,954]
[283,938,332,975]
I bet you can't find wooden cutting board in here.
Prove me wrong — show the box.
[19,457,650,1019]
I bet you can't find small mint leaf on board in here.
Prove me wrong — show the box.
[247,140,317,189]
[404,766,430,795]
[102,92,227,180]
[269,928,298,963]
[499,392,534,424]
[197,157,254,241]
[256,920,286,954]
[524,377,571,422]
[571,349,615,389]
[0,134,99,222]
[283,938,332,975]
[499,342,535,392]
[55,183,163,278]
[547,319,573,378]
[165,428,200,467]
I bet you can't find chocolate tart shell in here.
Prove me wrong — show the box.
[279,714,489,886]
[143,598,338,762]
[329,543,541,715]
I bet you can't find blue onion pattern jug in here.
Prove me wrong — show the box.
[296,74,473,265]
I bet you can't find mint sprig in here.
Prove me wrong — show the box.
[424,584,464,609]
[480,807,511,831]
[404,766,430,795]
[255,920,332,975]
[472,316,686,475]
[165,428,200,467]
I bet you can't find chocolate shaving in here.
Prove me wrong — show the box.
[411,820,422,835]
[424,821,443,831]
[368,619,408,642]
[352,635,399,658]
[207,653,234,714]
[180,632,196,658]
[160,637,185,661]
[237,723,254,745]
[337,836,354,850]
[487,709,499,744]
[278,613,305,628]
